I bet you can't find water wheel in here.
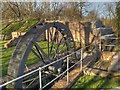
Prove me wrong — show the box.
[7,21,76,89]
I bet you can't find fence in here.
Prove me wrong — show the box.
[0,47,87,89]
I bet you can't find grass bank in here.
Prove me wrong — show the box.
[72,75,120,89]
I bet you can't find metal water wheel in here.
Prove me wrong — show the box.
[7,21,76,89]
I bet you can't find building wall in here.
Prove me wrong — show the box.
[45,20,94,47]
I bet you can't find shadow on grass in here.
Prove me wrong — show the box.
[72,75,110,90]
[0,64,9,77]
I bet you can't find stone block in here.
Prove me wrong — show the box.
[108,59,120,72]
[12,32,26,39]
[4,37,21,48]
[101,52,116,61]
[83,67,109,77]
[12,32,20,39]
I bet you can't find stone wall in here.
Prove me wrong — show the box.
[12,32,26,39]
[45,20,114,47]
[45,21,66,42]
[4,37,22,48]
[45,20,94,47]
[4,32,26,48]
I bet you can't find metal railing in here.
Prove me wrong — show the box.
[0,47,86,89]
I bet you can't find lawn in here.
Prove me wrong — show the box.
[17,18,39,32]
[0,18,39,76]
[0,40,15,76]
[2,18,39,36]
[0,18,68,77]
[72,75,120,89]
[2,21,26,35]
[0,40,68,77]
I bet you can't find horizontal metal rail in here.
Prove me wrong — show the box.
[42,54,84,89]
[104,45,120,46]
[0,45,89,89]
[0,68,40,88]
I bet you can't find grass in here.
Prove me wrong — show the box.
[17,18,38,32]
[0,22,13,31]
[0,18,39,76]
[2,20,26,35]
[72,75,120,89]
[2,18,39,35]
[0,41,119,89]
[0,40,15,76]
[1,19,119,88]
[0,40,67,77]
[0,18,68,76]
[0,41,46,76]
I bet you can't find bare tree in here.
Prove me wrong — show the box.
[87,10,99,21]
[104,2,116,19]
[1,1,89,21]
[115,1,120,38]
[7,2,22,20]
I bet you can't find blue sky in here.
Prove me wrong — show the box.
[35,0,118,2]
[85,2,116,18]
[87,0,117,2]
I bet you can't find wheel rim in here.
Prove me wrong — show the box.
[7,22,76,88]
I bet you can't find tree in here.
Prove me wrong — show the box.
[7,2,22,20]
[1,1,89,21]
[87,10,99,21]
[115,1,120,38]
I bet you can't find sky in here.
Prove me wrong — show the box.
[1,0,119,2]
[87,2,106,17]
[87,0,118,2]
[85,2,116,18]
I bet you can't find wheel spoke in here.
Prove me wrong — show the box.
[58,42,66,53]
[34,45,46,64]
[52,37,65,60]
[49,28,54,41]
[49,30,58,55]
[31,48,40,58]
[7,22,75,89]
[48,29,50,58]
[26,77,38,88]
[31,48,45,64]
[32,41,50,63]
[55,36,65,53]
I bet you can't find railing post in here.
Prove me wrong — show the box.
[80,49,83,71]
[39,67,42,90]
[67,55,69,85]
[99,31,102,51]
